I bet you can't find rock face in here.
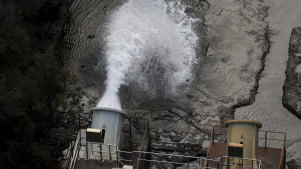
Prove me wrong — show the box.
[283,27,301,119]
[59,0,269,154]
[129,0,269,153]
[29,0,74,54]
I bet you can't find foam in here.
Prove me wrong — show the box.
[97,0,199,109]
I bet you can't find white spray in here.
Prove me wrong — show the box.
[97,0,199,110]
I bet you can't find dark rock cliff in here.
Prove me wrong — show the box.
[283,27,301,119]
[0,0,74,168]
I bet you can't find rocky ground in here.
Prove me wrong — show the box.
[58,0,301,168]
[283,27,301,119]
[124,0,269,155]
[235,0,301,168]
[59,0,269,153]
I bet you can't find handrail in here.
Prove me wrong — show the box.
[259,130,286,134]
[134,150,220,169]
[78,142,221,169]
[205,127,215,167]
[222,156,262,169]
[65,139,268,169]
[69,140,80,169]
[135,118,149,169]
[63,120,80,169]
[278,132,286,169]
[211,127,286,149]
[208,126,286,169]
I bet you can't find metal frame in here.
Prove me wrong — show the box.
[207,126,286,169]
[69,141,221,169]
[222,156,262,169]
[64,119,284,169]
[63,117,150,169]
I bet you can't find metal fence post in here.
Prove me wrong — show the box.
[213,127,215,144]
[100,143,103,161]
[215,157,220,169]
[116,147,119,168]
[109,145,112,163]
[132,150,134,166]
[227,156,229,169]
[187,158,189,169]
[86,142,89,160]
[129,118,132,150]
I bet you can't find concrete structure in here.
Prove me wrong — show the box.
[88,107,126,161]
[91,107,126,146]
[206,119,286,169]
[64,118,151,169]
[224,120,262,169]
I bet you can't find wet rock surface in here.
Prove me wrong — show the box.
[59,0,269,155]
[124,0,269,153]
[283,27,301,119]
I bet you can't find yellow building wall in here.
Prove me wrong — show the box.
[225,121,261,169]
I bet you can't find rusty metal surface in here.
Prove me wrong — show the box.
[258,147,283,169]
[206,142,284,169]
[206,126,286,169]
[207,143,227,168]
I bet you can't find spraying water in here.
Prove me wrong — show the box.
[97,0,199,110]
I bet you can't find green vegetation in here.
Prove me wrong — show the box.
[0,1,81,168]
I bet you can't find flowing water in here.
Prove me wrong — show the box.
[96,0,199,110]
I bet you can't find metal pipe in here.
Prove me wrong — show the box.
[109,144,112,163]
[100,143,103,161]
[116,147,119,168]
[187,158,190,169]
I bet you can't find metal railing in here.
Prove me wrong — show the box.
[207,126,286,169]
[257,130,286,169]
[222,156,262,169]
[209,126,286,150]
[258,130,286,149]
[84,142,221,169]
[258,130,286,169]
[63,119,81,169]
[69,141,221,169]
[66,139,267,169]
[68,138,81,169]
[121,118,150,150]
[63,117,150,169]
[210,127,228,144]
[136,151,220,169]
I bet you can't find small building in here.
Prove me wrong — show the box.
[63,114,286,169]
[224,120,262,169]
[91,108,126,145]
[205,119,286,169]
[63,107,151,169]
